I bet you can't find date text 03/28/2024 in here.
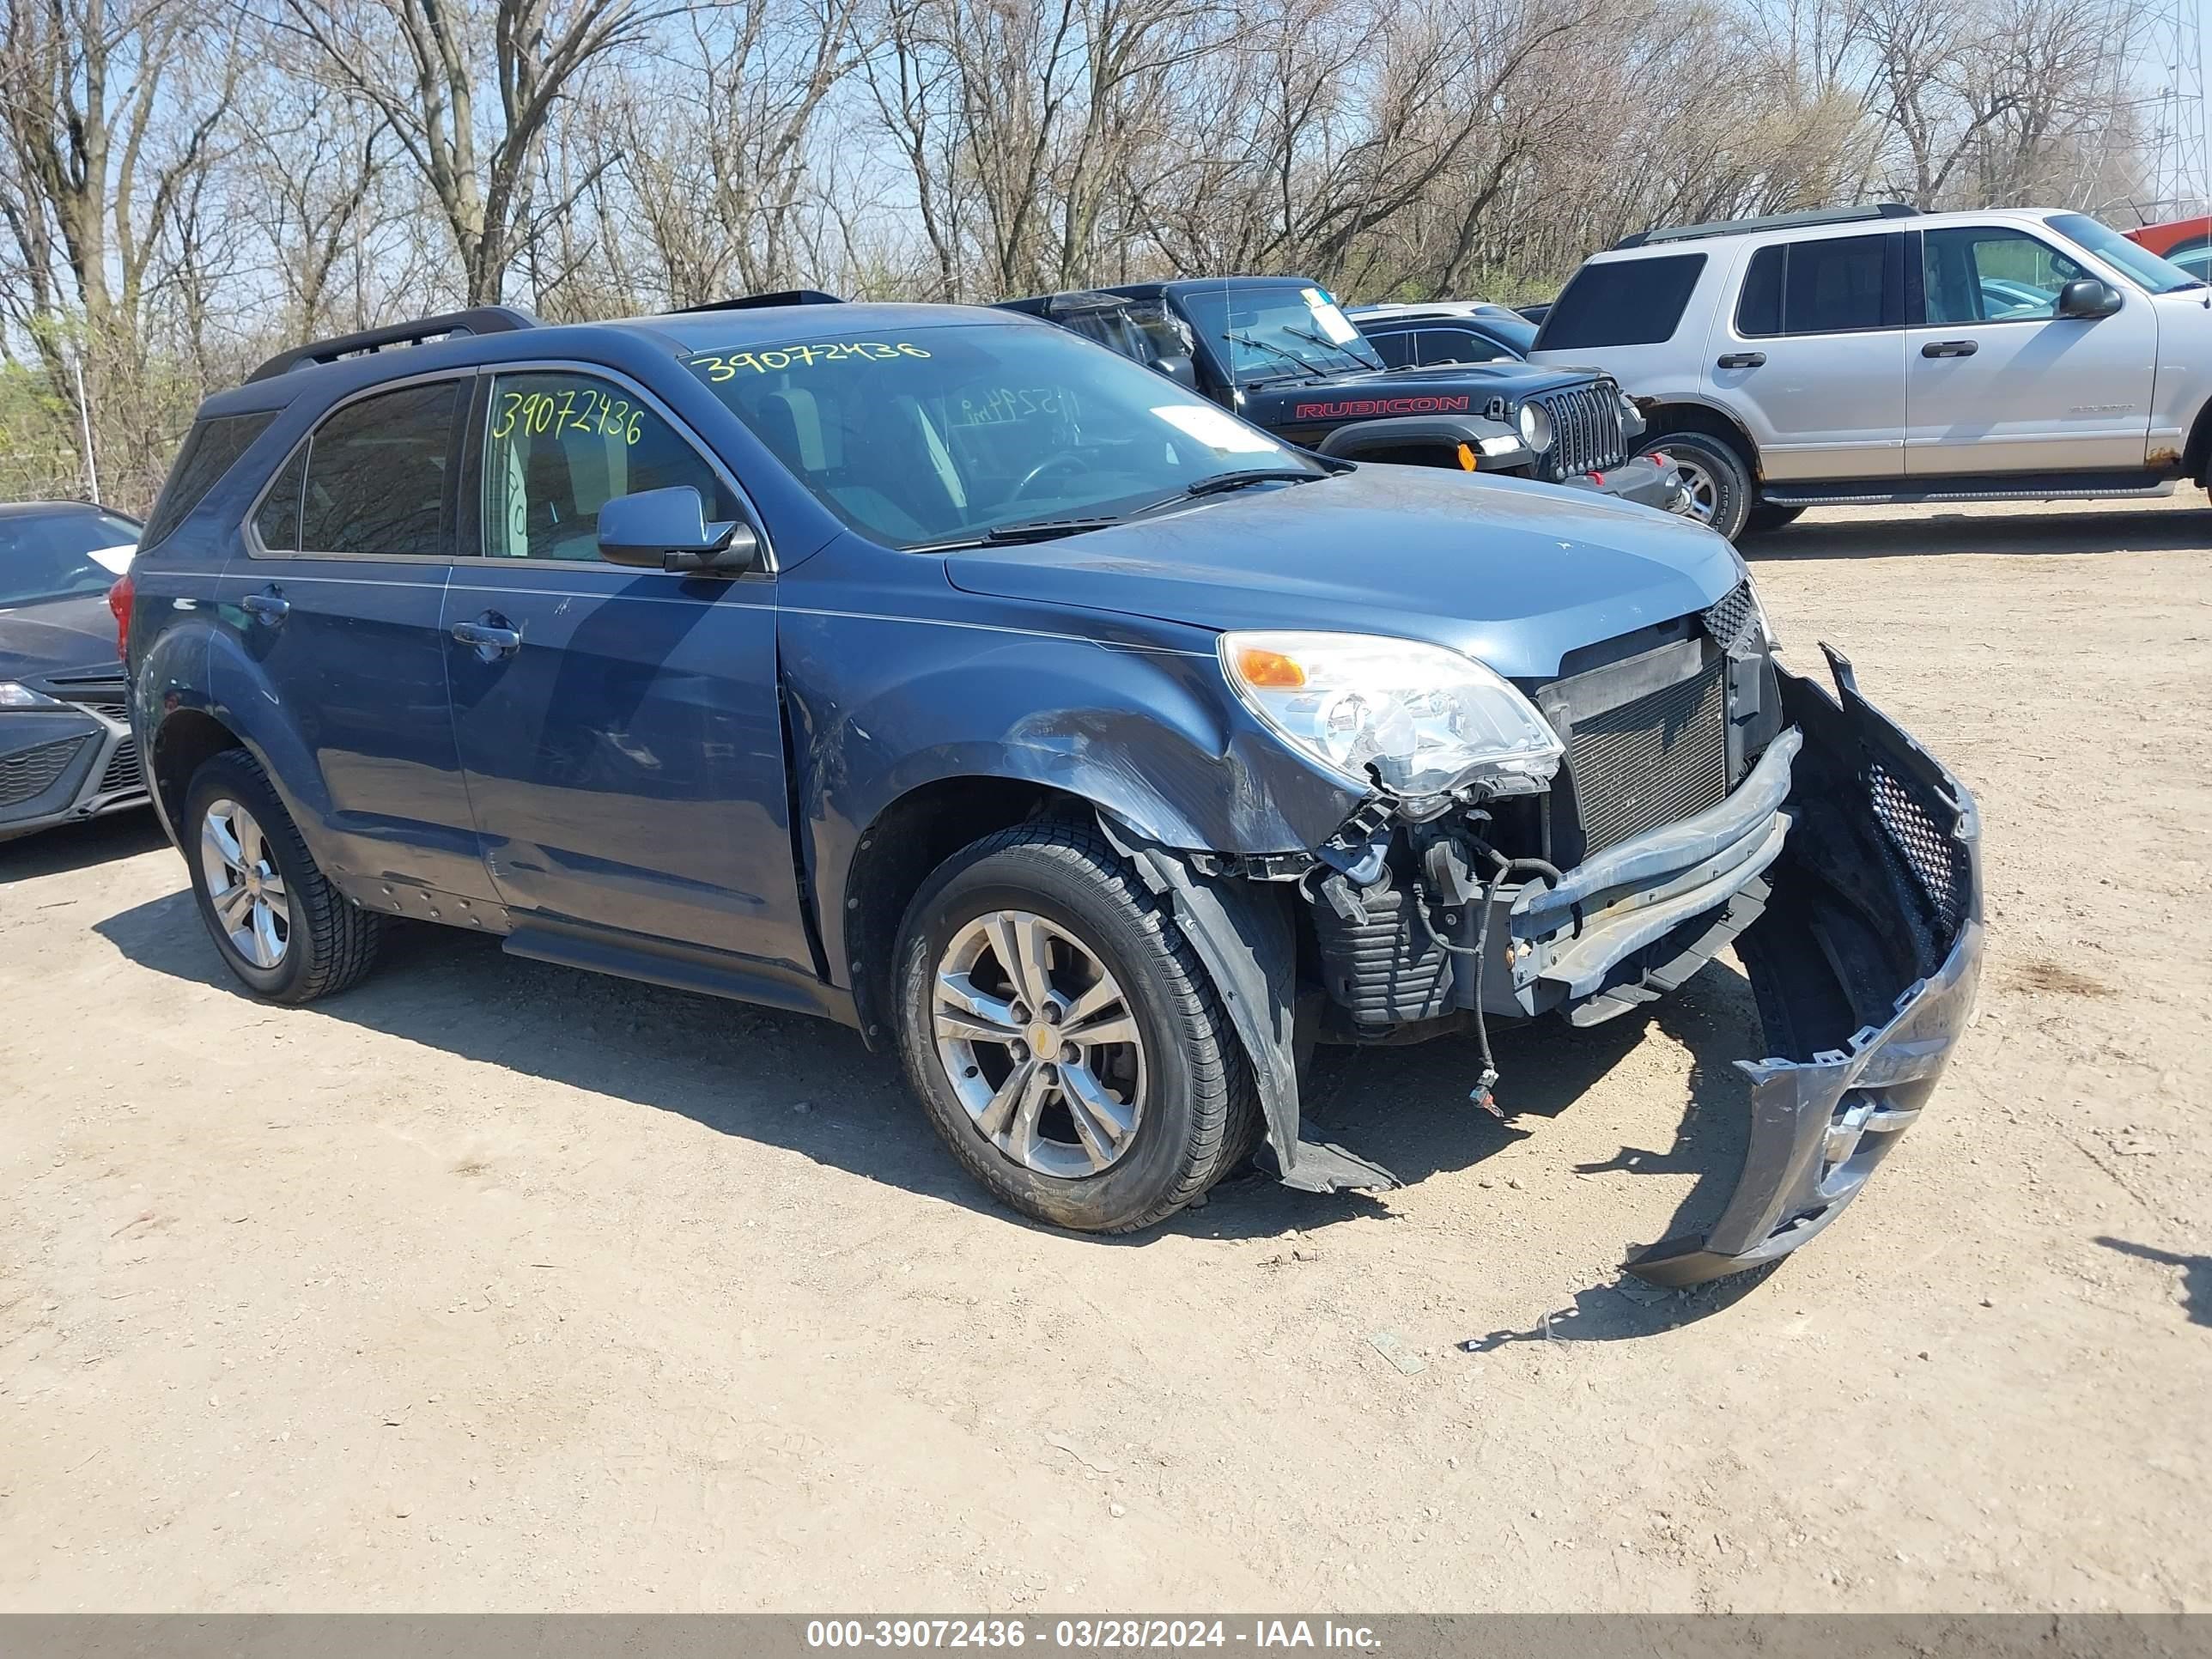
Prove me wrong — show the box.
[805,1622,1380,1650]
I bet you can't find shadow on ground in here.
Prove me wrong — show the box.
[95,878,1771,1336]
[2097,1237,2212,1329]
[0,809,167,884]
[1744,505,2209,563]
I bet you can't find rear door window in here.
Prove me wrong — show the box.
[140,411,276,549]
[1736,234,1899,337]
[299,381,461,557]
[1536,253,1705,349]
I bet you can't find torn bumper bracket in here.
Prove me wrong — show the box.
[1097,816,1399,1196]
[1627,645,1985,1286]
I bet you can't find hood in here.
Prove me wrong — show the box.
[945,465,1740,681]
[0,594,119,684]
[1238,360,1600,432]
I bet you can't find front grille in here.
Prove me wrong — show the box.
[66,698,128,724]
[96,738,144,796]
[1869,760,1969,945]
[1565,654,1728,855]
[0,734,91,808]
[1535,381,1627,477]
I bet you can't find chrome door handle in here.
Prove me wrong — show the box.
[1921,339,1978,358]
[1716,352,1765,368]
[240,591,289,623]
[450,616,522,659]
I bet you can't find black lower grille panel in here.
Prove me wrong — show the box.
[97,738,144,796]
[1566,656,1728,855]
[0,735,90,808]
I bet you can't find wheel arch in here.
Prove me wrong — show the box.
[2182,395,2212,485]
[1639,399,1765,483]
[150,705,245,842]
[840,775,1115,1050]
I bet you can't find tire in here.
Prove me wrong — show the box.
[183,747,382,1004]
[1742,503,1805,536]
[893,823,1255,1233]
[1639,429,1754,540]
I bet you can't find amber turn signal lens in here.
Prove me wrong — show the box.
[1456,442,1478,471]
[1233,645,1307,689]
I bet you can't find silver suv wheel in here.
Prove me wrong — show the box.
[199,798,290,968]
[1665,453,1720,524]
[931,908,1146,1178]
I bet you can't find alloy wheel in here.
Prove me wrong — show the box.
[1663,453,1720,524]
[199,798,290,969]
[931,909,1147,1178]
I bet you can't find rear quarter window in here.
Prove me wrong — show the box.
[1535,254,1707,350]
[139,410,277,549]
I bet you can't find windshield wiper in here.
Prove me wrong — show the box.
[909,514,1126,552]
[1181,468,1321,498]
[1281,323,1376,370]
[1224,331,1328,378]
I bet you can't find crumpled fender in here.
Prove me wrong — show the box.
[1096,816,1398,1195]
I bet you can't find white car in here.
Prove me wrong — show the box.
[1527,204,2212,538]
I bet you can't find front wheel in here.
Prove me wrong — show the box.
[893,824,1255,1233]
[1639,430,1754,540]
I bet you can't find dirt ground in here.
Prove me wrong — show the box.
[3,495,2208,1613]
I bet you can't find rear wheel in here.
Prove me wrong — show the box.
[1639,429,1753,540]
[184,748,381,1003]
[893,823,1254,1233]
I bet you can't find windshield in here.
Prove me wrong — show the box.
[690,323,1321,549]
[2049,213,2207,295]
[0,510,138,608]
[1176,284,1385,381]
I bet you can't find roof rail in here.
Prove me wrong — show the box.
[1613,202,1919,251]
[671,289,844,314]
[246,306,539,384]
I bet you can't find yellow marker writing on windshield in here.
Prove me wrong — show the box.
[690,343,932,380]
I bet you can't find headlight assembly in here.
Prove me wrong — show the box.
[1219,630,1563,800]
[1516,401,1553,454]
[0,682,62,708]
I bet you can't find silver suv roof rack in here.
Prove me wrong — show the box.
[1614,203,1919,251]
[246,306,539,384]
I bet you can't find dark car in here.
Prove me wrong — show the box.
[0,502,149,842]
[1000,278,1683,510]
[118,296,1982,1284]
[1345,301,1540,366]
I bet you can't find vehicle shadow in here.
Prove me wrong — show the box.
[2096,1237,2212,1329]
[94,883,1768,1325]
[0,809,167,885]
[1744,504,2209,563]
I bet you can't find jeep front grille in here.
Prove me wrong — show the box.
[1564,653,1728,855]
[1535,382,1627,478]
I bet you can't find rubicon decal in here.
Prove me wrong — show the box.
[1293,394,1472,419]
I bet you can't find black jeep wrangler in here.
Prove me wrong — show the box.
[1000,277,1685,510]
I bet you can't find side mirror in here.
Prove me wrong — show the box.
[2056,277,2122,319]
[1153,352,1199,391]
[597,486,759,574]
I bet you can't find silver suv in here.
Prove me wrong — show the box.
[1528,204,2212,538]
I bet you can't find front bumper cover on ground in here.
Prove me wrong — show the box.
[1626,645,1984,1285]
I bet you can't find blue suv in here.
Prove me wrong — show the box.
[118,295,1984,1283]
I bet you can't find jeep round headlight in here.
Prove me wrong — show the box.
[1516,401,1553,453]
[1220,630,1563,799]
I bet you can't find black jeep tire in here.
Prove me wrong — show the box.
[1640,428,1754,540]
[183,747,382,1004]
[1743,503,1805,536]
[893,823,1255,1233]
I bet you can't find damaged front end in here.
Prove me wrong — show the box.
[1108,618,1982,1286]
